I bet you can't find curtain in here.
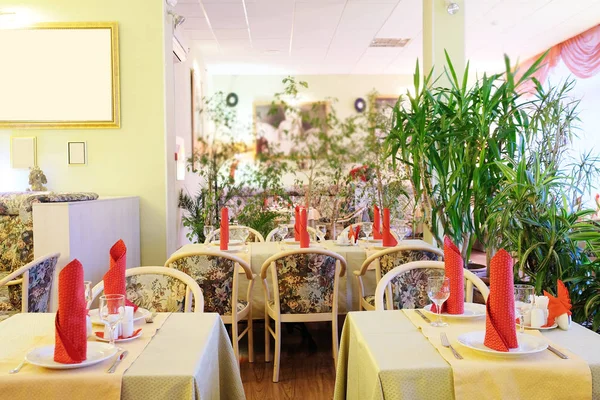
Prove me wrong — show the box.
[516,24,600,93]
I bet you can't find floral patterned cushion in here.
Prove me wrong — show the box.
[167,255,239,316]
[125,274,188,313]
[0,215,34,273]
[2,254,58,314]
[377,250,442,310]
[273,253,338,314]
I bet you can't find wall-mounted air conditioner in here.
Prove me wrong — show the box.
[173,28,189,63]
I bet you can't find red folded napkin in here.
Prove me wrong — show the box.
[354,226,361,244]
[300,208,310,248]
[373,205,382,239]
[382,208,398,247]
[95,328,142,340]
[431,237,465,314]
[220,208,229,250]
[544,280,572,327]
[348,226,355,240]
[54,259,87,364]
[294,206,300,241]
[104,239,138,311]
[484,249,518,352]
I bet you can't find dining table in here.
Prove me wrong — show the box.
[334,309,600,400]
[0,312,244,400]
[172,239,429,318]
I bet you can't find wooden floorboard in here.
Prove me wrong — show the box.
[238,321,337,400]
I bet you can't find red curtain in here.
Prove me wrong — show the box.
[516,24,600,93]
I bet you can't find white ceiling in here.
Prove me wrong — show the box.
[174,0,600,75]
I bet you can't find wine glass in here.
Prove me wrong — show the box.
[84,281,92,308]
[99,294,125,347]
[239,227,250,244]
[316,224,327,240]
[427,273,451,327]
[362,222,373,240]
[514,284,534,333]
[278,224,289,241]
[203,225,214,242]
[396,223,409,241]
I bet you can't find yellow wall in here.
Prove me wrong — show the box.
[0,0,168,264]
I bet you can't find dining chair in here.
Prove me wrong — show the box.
[354,245,444,311]
[164,251,255,363]
[265,226,324,242]
[204,225,265,244]
[88,266,204,313]
[373,260,490,311]
[334,206,366,226]
[0,252,60,320]
[260,248,347,382]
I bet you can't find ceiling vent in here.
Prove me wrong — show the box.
[369,38,410,48]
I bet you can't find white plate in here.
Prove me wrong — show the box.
[522,322,558,330]
[89,307,151,325]
[423,303,486,319]
[210,240,243,246]
[283,239,300,244]
[94,328,143,343]
[25,342,118,370]
[361,239,382,244]
[457,331,548,356]
[334,242,354,247]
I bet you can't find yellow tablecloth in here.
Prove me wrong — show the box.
[335,310,600,400]
[404,309,593,400]
[0,312,169,400]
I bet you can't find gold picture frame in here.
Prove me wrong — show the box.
[0,22,120,129]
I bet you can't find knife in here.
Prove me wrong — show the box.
[547,345,568,359]
[415,309,431,323]
[107,350,129,373]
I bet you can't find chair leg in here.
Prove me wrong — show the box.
[232,320,240,365]
[332,316,339,365]
[273,318,281,383]
[265,310,271,363]
[248,308,254,363]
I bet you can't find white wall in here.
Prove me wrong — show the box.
[545,61,600,207]
[172,45,211,248]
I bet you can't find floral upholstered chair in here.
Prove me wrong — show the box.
[88,267,204,314]
[0,253,60,322]
[260,248,347,382]
[373,260,490,310]
[164,251,255,363]
[354,245,444,311]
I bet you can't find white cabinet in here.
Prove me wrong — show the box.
[32,197,140,311]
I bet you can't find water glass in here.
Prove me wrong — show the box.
[278,224,289,241]
[99,294,125,347]
[362,222,373,240]
[514,284,534,333]
[316,224,327,239]
[427,273,451,327]
[203,225,214,242]
[239,227,250,243]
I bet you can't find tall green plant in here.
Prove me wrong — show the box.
[386,52,545,259]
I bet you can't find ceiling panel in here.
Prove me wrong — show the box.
[203,3,247,30]
[172,0,600,74]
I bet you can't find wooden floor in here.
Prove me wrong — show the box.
[238,321,338,400]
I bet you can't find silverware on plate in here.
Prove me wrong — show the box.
[440,332,463,360]
[9,359,27,374]
[415,309,431,323]
[107,350,129,373]
[547,345,569,359]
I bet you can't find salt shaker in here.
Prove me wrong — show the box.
[122,306,135,338]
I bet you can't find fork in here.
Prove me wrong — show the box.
[9,359,26,374]
[440,332,463,360]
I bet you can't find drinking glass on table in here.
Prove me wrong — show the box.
[427,273,451,327]
[239,227,250,243]
[99,294,125,347]
[203,225,214,242]
[362,222,373,240]
[396,223,409,241]
[278,224,289,241]
[514,284,534,333]
[316,224,327,239]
